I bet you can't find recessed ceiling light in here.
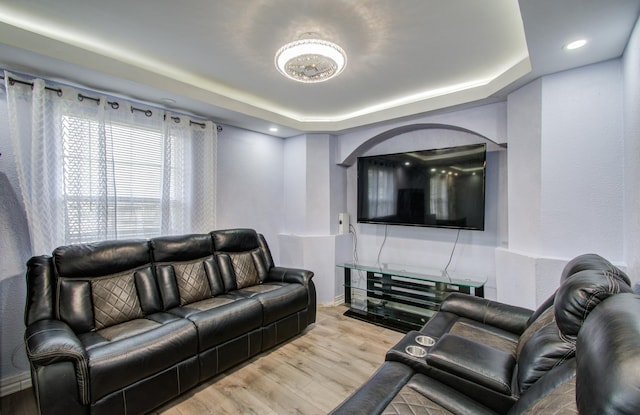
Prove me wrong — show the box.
[564,39,587,50]
[269,127,278,132]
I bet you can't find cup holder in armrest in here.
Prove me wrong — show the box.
[415,335,435,347]
[405,345,427,358]
[386,331,437,374]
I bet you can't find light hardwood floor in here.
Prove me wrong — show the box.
[1,305,403,415]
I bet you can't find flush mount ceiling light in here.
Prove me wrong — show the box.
[275,38,347,83]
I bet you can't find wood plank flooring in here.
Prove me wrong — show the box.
[1,305,403,415]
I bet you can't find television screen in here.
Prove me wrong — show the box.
[357,143,486,230]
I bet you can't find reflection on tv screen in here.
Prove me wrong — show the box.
[357,143,486,230]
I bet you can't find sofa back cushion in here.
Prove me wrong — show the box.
[575,293,640,414]
[151,234,223,308]
[155,257,223,307]
[216,250,268,290]
[515,307,555,359]
[212,229,270,291]
[515,321,574,394]
[173,260,212,304]
[53,239,153,332]
[514,268,632,395]
[25,255,57,326]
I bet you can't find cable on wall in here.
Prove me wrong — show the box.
[376,224,389,268]
[443,229,461,280]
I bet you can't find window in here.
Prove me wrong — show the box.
[62,115,178,242]
[6,75,216,253]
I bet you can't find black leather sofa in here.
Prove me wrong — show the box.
[332,254,639,414]
[23,228,316,415]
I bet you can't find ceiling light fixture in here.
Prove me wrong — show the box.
[275,38,347,83]
[564,39,587,50]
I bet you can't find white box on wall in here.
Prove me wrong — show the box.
[338,213,349,234]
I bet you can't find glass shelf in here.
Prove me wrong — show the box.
[338,262,487,332]
[338,262,487,287]
[346,294,436,331]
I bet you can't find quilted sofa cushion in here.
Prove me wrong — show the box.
[151,233,225,308]
[383,385,454,415]
[53,239,155,332]
[173,259,213,305]
[216,250,268,290]
[212,229,271,290]
[222,250,263,289]
[91,271,143,330]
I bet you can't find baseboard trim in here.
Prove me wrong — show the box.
[0,371,31,397]
[317,294,345,308]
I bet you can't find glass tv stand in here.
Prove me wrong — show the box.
[337,263,486,332]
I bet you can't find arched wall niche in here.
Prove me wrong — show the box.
[339,123,506,166]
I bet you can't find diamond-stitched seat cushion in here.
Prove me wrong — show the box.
[91,272,143,330]
[383,386,454,415]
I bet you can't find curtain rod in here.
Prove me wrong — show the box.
[1,74,222,132]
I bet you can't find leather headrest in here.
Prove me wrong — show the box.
[211,228,259,252]
[528,254,629,327]
[151,233,213,262]
[560,253,630,285]
[576,293,640,414]
[555,269,633,339]
[53,239,150,278]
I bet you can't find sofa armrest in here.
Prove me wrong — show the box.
[440,293,533,335]
[426,334,516,396]
[25,319,90,405]
[330,361,414,415]
[266,266,314,285]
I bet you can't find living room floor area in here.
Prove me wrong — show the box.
[1,305,403,415]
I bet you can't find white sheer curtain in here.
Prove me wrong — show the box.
[5,72,216,255]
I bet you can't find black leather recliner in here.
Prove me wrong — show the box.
[416,268,633,412]
[419,253,630,358]
[332,255,638,415]
[24,228,316,415]
[333,293,640,414]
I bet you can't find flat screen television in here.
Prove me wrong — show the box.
[357,143,486,230]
